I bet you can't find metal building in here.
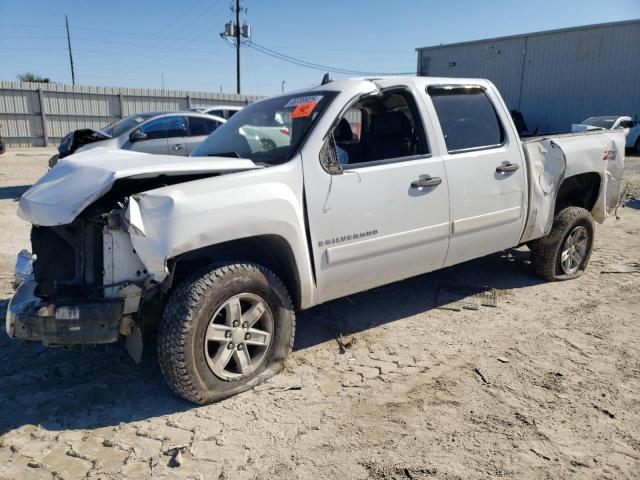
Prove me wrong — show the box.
[416,19,640,133]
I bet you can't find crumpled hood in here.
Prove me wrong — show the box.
[18,147,260,226]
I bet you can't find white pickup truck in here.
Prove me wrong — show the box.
[8,76,625,404]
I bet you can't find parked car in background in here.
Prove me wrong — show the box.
[49,112,225,167]
[572,115,640,152]
[190,104,290,151]
[240,111,291,152]
[192,105,290,152]
[189,105,243,119]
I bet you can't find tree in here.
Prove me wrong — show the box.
[16,72,51,83]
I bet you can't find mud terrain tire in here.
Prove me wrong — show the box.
[158,262,295,404]
[531,207,595,281]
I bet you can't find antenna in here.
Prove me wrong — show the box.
[65,15,76,85]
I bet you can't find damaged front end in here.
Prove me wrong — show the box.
[7,149,260,357]
[6,208,156,353]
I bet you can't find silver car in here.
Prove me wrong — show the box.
[189,105,243,119]
[50,111,226,167]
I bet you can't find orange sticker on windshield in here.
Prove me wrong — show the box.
[290,101,318,119]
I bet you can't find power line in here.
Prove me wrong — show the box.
[239,40,413,76]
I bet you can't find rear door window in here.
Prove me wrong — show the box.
[428,86,505,153]
[188,117,221,137]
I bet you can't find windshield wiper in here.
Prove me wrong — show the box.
[207,152,242,158]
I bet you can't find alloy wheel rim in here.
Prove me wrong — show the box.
[560,225,588,275]
[204,293,273,380]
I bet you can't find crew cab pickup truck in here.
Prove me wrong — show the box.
[7,76,625,404]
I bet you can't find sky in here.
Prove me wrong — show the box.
[1,0,639,96]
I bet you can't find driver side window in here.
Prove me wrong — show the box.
[428,87,505,153]
[327,90,429,170]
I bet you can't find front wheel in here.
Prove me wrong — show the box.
[158,262,295,404]
[530,207,595,281]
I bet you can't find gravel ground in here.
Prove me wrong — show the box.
[0,148,639,480]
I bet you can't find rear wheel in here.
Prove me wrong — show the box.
[530,207,595,281]
[158,262,295,404]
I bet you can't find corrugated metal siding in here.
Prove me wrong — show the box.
[419,37,525,108]
[46,116,121,140]
[0,82,263,148]
[0,89,41,114]
[0,114,44,141]
[44,92,121,116]
[417,20,640,133]
[123,96,188,115]
[189,98,247,108]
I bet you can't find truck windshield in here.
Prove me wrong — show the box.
[192,91,337,164]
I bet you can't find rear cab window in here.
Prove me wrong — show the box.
[427,86,505,153]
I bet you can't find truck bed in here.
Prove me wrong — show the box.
[519,129,626,243]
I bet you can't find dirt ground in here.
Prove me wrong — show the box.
[0,148,639,480]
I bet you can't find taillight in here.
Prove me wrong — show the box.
[279,128,289,135]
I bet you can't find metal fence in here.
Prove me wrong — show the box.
[0,81,263,148]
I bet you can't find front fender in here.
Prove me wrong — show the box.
[126,156,316,308]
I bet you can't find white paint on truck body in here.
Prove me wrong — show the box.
[125,155,318,308]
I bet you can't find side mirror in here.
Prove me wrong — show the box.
[319,134,343,175]
[129,129,147,142]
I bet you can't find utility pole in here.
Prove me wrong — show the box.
[281,80,286,92]
[65,15,76,85]
[235,0,241,94]
[221,1,251,94]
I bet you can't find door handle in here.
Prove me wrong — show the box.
[411,176,442,189]
[172,144,184,151]
[496,162,519,173]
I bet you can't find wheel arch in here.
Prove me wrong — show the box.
[555,172,601,214]
[166,235,303,310]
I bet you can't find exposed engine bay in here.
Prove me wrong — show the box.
[10,148,261,356]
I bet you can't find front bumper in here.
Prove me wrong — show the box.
[6,281,124,345]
